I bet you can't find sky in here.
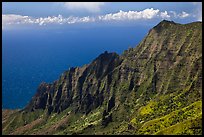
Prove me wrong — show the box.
[2,2,202,30]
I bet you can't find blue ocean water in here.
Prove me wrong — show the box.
[2,25,151,109]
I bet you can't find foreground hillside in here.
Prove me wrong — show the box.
[2,20,202,135]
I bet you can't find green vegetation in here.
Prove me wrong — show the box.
[2,20,202,135]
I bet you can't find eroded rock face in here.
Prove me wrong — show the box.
[25,21,202,116]
[13,20,201,135]
[24,51,122,114]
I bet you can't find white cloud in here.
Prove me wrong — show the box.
[99,8,160,21]
[160,11,170,19]
[2,14,29,25]
[2,8,191,29]
[169,11,189,18]
[178,11,189,18]
[64,2,105,13]
[2,14,95,28]
[169,11,177,18]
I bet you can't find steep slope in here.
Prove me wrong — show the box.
[24,51,122,115]
[2,20,202,135]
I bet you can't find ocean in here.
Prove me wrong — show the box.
[2,24,151,109]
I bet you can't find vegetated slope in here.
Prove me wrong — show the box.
[2,20,202,135]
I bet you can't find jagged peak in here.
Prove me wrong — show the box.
[100,51,118,57]
[93,51,119,63]
[160,20,177,24]
[157,20,178,26]
[152,20,178,32]
[153,20,178,29]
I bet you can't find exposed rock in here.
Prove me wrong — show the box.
[4,20,202,135]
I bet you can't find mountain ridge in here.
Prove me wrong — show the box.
[2,20,202,135]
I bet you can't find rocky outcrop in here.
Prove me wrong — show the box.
[5,20,201,135]
[24,20,202,117]
[24,51,122,115]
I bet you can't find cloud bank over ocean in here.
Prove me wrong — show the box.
[2,8,191,29]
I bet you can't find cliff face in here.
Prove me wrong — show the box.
[3,20,202,135]
[25,51,122,115]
